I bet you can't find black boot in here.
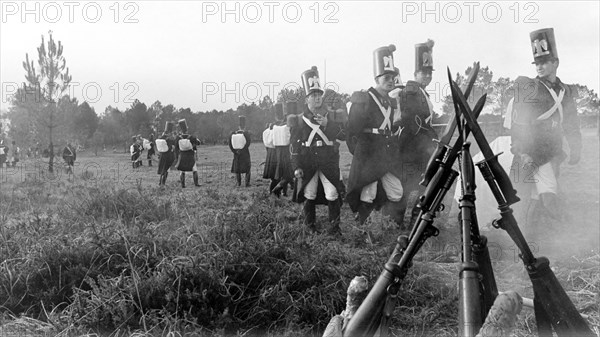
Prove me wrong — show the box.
[282,182,288,197]
[180,172,186,188]
[245,172,251,187]
[303,199,317,232]
[162,172,168,185]
[357,202,374,226]
[193,171,201,187]
[272,179,287,197]
[269,179,279,194]
[327,199,342,237]
[148,159,152,167]
[236,173,242,186]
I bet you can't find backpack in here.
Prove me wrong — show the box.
[231,133,247,150]
[179,138,193,151]
[155,139,169,152]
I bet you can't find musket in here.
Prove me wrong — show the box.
[345,76,488,337]
[420,62,480,187]
[450,77,595,337]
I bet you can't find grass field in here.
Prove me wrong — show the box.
[0,129,598,336]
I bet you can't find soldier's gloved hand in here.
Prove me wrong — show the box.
[315,114,328,127]
[294,169,303,179]
[568,152,581,165]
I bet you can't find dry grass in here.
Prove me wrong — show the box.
[0,130,598,336]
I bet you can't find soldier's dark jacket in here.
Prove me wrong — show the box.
[288,108,344,204]
[345,88,402,212]
[510,76,581,166]
[397,80,438,167]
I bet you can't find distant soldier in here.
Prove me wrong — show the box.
[229,116,252,187]
[394,39,439,229]
[346,45,405,236]
[264,103,293,197]
[145,133,156,167]
[175,119,201,188]
[130,136,142,169]
[156,122,176,186]
[507,28,581,231]
[288,66,345,235]
[0,140,8,168]
[10,140,20,167]
[62,142,76,174]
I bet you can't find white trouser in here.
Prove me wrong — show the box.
[360,172,403,203]
[304,170,339,201]
[530,162,557,200]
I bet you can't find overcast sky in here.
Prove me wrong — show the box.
[1,1,599,115]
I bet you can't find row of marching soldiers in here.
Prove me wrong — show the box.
[261,40,439,238]
[272,28,582,241]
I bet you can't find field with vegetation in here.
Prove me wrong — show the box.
[0,130,598,337]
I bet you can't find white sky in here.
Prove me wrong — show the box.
[1,1,599,115]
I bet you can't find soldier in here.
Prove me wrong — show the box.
[9,140,20,167]
[229,116,252,187]
[156,122,176,186]
[288,66,344,235]
[507,28,581,231]
[0,140,8,168]
[346,45,405,237]
[130,136,142,169]
[263,103,292,196]
[146,133,156,167]
[175,119,201,188]
[393,39,439,229]
[270,103,294,197]
[62,142,76,174]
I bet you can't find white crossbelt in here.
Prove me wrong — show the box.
[537,81,564,123]
[368,91,392,131]
[302,116,333,146]
[419,87,434,124]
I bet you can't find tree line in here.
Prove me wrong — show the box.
[3,32,599,170]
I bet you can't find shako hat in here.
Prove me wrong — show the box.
[530,28,558,64]
[178,119,188,133]
[301,66,324,96]
[415,39,435,73]
[273,103,284,120]
[373,44,398,78]
[164,121,174,133]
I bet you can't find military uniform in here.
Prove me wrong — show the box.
[289,66,344,234]
[346,45,405,228]
[130,137,142,169]
[229,116,252,187]
[62,143,76,174]
[175,119,201,187]
[393,40,439,228]
[263,103,293,196]
[157,122,176,186]
[507,28,581,228]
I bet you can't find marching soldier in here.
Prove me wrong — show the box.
[507,28,581,231]
[156,122,176,186]
[288,66,345,235]
[130,136,142,169]
[146,133,156,167]
[62,142,76,174]
[346,45,405,236]
[229,116,252,187]
[394,39,439,229]
[263,103,293,197]
[0,140,7,168]
[175,119,201,188]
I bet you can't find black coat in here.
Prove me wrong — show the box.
[229,130,251,173]
[510,76,580,166]
[289,110,343,204]
[346,88,403,212]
